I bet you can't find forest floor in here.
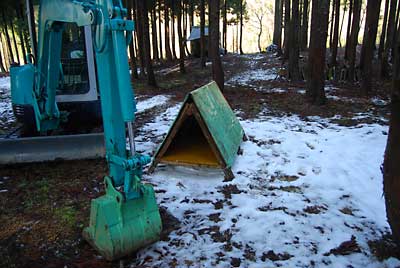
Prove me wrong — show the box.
[0,52,400,268]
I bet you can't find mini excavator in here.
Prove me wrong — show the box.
[9,0,161,260]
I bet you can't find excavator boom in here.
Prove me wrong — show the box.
[7,0,162,260]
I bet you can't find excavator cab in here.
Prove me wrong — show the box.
[12,23,101,135]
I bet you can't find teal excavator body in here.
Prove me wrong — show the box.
[10,0,162,260]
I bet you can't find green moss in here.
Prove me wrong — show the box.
[54,206,77,228]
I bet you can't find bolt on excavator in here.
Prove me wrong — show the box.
[8,0,162,260]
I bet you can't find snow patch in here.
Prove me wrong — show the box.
[136,95,170,113]
[132,102,396,267]
[226,68,278,87]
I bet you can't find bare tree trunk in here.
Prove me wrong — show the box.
[381,0,397,78]
[164,3,173,61]
[26,0,37,58]
[200,0,206,68]
[330,0,340,66]
[257,19,263,53]
[17,3,27,64]
[189,1,194,31]
[138,0,157,86]
[289,0,301,81]
[379,0,390,60]
[344,0,353,59]
[240,0,244,54]
[1,35,9,71]
[1,11,15,64]
[383,25,400,246]
[209,0,224,91]
[151,6,159,61]
[158,0,163,60]
[0,47,5,72]
[339,0,347,48]
[177,0,185,73]
[171,0,177,59]
[223,0,227,51]
[361,0,382,94]
[10,18,20,65]
[392,1,400,60]
[283,0,290,60]
[273,0,283,54]
[300,0,309,50]
[347,0,361,82]
[183,0,190,56]
[135,0,146,76]
[306,0,330,105]
[329,0,335,48]
[128,0,138,79]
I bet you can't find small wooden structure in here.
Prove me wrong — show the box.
[149,81,245,180]
[187,26,209,57]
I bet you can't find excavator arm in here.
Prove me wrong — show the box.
[10,0,162,260]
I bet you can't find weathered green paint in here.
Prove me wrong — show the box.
[190,81,244,168]
[151,81,244,177]
[83,177,162,261]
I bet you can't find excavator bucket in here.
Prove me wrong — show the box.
[83,176,162,261]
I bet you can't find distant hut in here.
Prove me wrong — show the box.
[187,26,209,57]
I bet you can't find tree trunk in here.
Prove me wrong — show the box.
[10,17,20,65]
[164,3,173,61]
[151,6,159,61]
[257,18,263,53]
[240,0,244,54]
[383,26,400,246]
[283,0,291,60]
[0,47,5,72]
[339,0,347,48]
[200,0,206,68]
[183,0,190,56]
[128,0,138,79]
[392,1,400,61]
[300,0,309,50]
[189,1,194,31]
[1,10,15,64]
[306,0,330,105]
[26,0,37,58]
[330,0,340,66]
[361,0,382,94]
[347,0,361,82]
[379,0,390,60]
[381,0,397,78]
[177,0,185,73]
[223,0,227,51]
[171,0,177,59]
[289,0,301,81]
[138,0,157,86]
[158,0,163,59]
[344,0,353,59]
[135,0,146,76]
[209,0,224,91]
[329,0,335,48]
[17,3,27,64]
[273,0,283,54]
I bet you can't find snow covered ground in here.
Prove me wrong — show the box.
[0,77,15,131]
[136,95,170,113]
[226,68,278,87]
[133,102,399,267]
